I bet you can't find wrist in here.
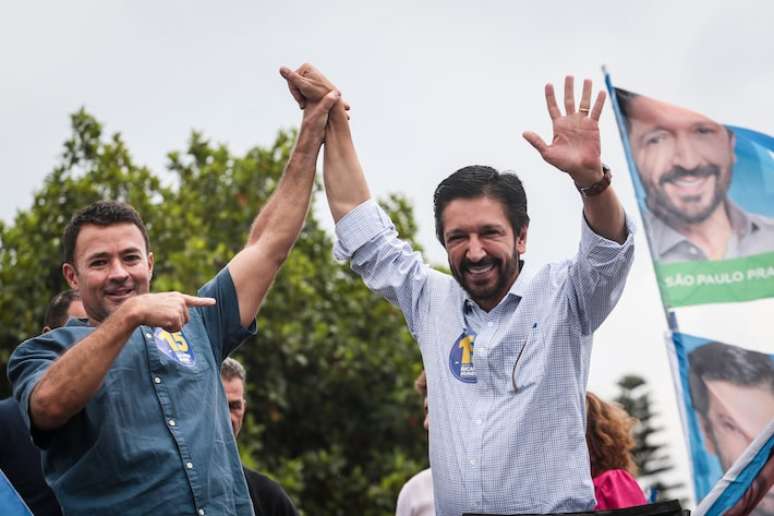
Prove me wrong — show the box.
[575,164,612,197]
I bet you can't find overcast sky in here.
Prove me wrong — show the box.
[2,0,773,504]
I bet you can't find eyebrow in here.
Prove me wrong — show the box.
[84,247,143,262]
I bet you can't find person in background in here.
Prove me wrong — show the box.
[396,370,434,516]
[585,391,647,510]
[0,290,86,515]
[220,357,298,516]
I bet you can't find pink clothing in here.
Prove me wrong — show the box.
[593,469,647,510]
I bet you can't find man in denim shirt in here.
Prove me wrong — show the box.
[280,65,634,515]
[8,81,342,515]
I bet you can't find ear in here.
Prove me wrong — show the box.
[516,226,528,255]
[62,262,79,289]
[147,252,155,279]
[729,132,737,167]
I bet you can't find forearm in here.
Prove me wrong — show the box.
[30,304,139,430]
[247,128,320,256]
[324,105,370,222]
[581,186,627,244]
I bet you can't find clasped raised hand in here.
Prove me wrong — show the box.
[523,76,606,187]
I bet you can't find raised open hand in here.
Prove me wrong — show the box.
[523,76,606,186]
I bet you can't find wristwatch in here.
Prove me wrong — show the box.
[576,164,612,197]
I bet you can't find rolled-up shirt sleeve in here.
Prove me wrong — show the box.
[568,213,636,335]
[334,200,433,338]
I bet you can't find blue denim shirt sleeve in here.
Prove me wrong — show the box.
[197,266,258,362]
[8,325,89,449]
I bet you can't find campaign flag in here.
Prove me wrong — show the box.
[669,331,774,514]
[605,80,774,308]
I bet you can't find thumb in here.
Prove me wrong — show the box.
[279,67,306,108]
[181,294,217,307]
[522,131,548,156]
[318,89,342,112]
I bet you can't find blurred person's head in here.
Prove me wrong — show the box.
[616,90,735,229]
[221,357,247,438]
[43,289,86,332]
[415,370,429,431]
[62,201,153,324]
[433,166,529,311]
[585,391,638,478]
[689,342,774,516]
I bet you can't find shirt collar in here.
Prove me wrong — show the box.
[644,198,755,258]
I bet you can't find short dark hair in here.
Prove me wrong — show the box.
[688,342,774,417]
[62,201,150,265]
[44,289,81,329]
[433,165,529,245]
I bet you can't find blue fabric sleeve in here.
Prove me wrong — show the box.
[196,267,257,362]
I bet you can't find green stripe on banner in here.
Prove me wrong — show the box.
[656,251,774,307]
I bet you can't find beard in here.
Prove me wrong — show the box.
[645,164,729,227]
[450,249,520,308]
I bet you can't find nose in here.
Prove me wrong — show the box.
[108,258,130,281]
[466,235,486,263]
[672,133,702,170]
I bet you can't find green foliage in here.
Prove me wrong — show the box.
[615,374,685,502]
[0,110,429,515]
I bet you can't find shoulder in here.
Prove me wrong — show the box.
[243,468,297,515]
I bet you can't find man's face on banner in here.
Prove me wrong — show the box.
[627,96,736,227]
[700,379,774,515]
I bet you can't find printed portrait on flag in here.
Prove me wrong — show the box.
[612,89,774,307]
[672,332,774,515]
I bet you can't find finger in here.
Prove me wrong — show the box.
[590,90,606,121]
[181,294,217,307]
[563,75,575,115]
[579,79,593,114]
[522,131,548,156]
[544,83,561,120]
[343,101,351,111]
[279,67,306,109]
[318,89,342,112]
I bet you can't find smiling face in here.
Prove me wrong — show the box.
[62,223,153,324]
[442,196,526,311]
[627,95,735,227]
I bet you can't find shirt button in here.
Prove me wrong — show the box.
[474,418,482,425]
[186,462,193,469]
[470,459,476,467]
[146,332,154,339]
[168,419,176,427]
[154,377,161,384]
[487,321,494,328]
[198,510,205,516]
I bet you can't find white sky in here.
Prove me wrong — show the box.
[2,0,773,504]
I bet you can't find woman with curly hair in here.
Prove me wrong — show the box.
[586,391,648,510]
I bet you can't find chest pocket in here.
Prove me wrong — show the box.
[150,327,212,376]
[503,323,546,394]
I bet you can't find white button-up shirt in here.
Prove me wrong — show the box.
[335,200,635,516]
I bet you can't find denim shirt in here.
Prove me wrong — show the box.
[8,268,256,515]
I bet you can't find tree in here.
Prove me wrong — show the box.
[0,109,430,515]
[615,374,684,502]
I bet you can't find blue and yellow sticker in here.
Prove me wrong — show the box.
[153,328,196,368]
[449,331,476,383]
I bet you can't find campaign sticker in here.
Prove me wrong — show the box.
[153,328,196,368]
[449,332,477,383]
